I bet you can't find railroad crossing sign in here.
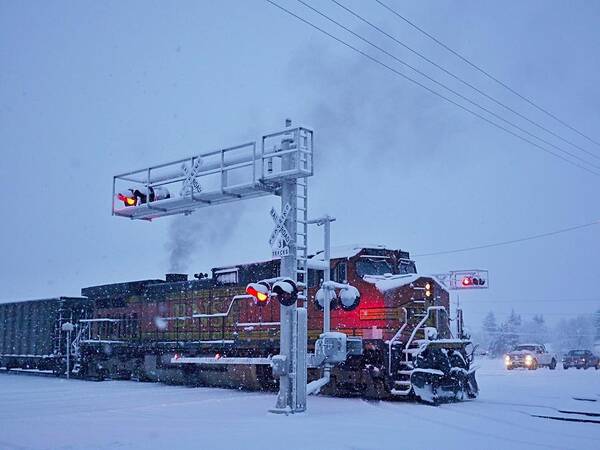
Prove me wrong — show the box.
[180,158,202,197]
[269,203,292,257]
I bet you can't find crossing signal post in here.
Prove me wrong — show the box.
[113,119,313,414]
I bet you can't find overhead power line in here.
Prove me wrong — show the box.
[374,0,600,149]
[475,298,600,304]
[415,220,600,257]
[266,0,600,177]
[296,0,600,172]
[330,0,600,162]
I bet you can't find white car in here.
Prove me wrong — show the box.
[504,344,557,370]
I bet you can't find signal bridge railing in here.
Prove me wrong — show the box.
[112,127,313,221]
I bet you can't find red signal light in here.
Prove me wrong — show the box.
[246,282,270,304]
[118,193,136,207]
[461,277,472,287]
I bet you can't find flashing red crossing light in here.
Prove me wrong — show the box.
[461,276,485,287]
[246,279,299,306]
[246,281,271,304]
[118,193,137,207]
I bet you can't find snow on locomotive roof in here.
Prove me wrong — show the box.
[311,244,394,260]
[0,296,87,305]
[363,274,421,292]
[363,273,447,293]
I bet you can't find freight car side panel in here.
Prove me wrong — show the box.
[0,298,91,359]
[0,300,53,357]
[0,304,8,355]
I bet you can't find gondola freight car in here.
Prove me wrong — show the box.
[0,297,92,374]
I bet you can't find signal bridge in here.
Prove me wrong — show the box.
[113,120,313,414]
[112,125,313,220]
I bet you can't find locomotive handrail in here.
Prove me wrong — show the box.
[387,307,408,375]
[71,322,90,357]
[192,294,252,319]
[404,306,447,363]
[388,306,447,375]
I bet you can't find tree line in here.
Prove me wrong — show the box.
[476,309,600,357]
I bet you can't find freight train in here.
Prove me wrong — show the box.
[0,245,478,403]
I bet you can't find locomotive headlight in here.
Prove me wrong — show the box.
[425,282,432,297]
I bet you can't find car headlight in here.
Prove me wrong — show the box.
[504,355,510,364]
[525,355,533,365]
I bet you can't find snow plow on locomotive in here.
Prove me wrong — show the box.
[75,245,477,403]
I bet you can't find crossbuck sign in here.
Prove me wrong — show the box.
[269,203,292,257]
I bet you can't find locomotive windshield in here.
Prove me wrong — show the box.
[398,259,417,274]
[356,259,393,277]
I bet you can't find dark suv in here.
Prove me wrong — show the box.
[562,350,599,370]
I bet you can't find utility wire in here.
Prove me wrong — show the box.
[330,0,600,162]
[295,0,600,172]
[266,1,600,260]
[267,0,600,176]
[374,0,600,149]
[476,298,600,304]
[414,220,600,257]
[468,312,598,319]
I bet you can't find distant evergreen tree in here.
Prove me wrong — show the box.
[507,309,522,329]
[522,314,548,345]
[481,311,498,353]
[504,309,521,347]
[488,310,522,356]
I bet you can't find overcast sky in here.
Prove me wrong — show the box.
[1,0,599,328]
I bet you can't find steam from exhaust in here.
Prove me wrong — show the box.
[167,204,242,273]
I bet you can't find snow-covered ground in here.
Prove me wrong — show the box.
[1,359,598,450]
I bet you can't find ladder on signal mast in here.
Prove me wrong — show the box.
[295,177,308,305]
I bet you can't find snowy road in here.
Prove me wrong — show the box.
[0,359,599,450]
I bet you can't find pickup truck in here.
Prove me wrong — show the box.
[504,344,557,370]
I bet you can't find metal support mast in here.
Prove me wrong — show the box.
[273,119,308,413]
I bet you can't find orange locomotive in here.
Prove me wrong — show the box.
[78,245,478,402]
